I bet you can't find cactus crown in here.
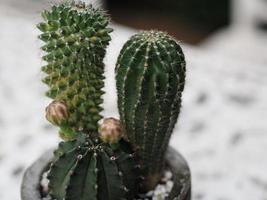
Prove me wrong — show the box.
[37,2,187,199]
[38,1,113,139]
[116,30,186,188]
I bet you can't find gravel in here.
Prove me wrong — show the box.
[40,169,174,200]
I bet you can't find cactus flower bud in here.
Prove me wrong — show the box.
[99,118,124,144]
[45,100,68,126]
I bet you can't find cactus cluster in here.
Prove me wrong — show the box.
[116,31,186,189]
[37,1,188,200]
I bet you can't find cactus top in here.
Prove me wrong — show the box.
[37,1,113,136]
[133,30,173,42]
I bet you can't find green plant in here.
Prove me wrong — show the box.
[38,1,112,140]
[48,133,138,200]
[37,1,188,199]
[115,30,186,189]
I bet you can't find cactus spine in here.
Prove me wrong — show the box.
[38,1,113,138]
[115,31,186,188]
[48,134,139,200]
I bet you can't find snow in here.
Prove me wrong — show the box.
[0,2,267,200]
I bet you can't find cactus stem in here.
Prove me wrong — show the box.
[116,31,186,190]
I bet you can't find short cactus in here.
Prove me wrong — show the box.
[48,133,139,200]
[115,31,186,189]
[38,1,113,138]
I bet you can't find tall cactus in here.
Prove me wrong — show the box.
[115,31,186,189]
[37,1,113,139]
[48,133,139,200]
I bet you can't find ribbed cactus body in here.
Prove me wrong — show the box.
[48,134,139,200]
[38,2,113,135]
[116,31,186,179]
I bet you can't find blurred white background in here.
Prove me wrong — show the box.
[0,0,266,199]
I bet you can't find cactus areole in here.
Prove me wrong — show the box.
[21,1,191,200]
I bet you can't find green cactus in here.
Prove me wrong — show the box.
[36,2,190,199]
[37,1,113,139]
[37,3,141,200]
[115,31,186,189]
[48,133,139,200]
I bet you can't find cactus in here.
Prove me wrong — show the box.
[37,1,113,139]
[36,1,190,199]
[115,31,186,189]
[37,2,141,200]
[48,133,139,200]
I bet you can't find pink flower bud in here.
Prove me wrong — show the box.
[99,118,124,144]
[45,100,68,126]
